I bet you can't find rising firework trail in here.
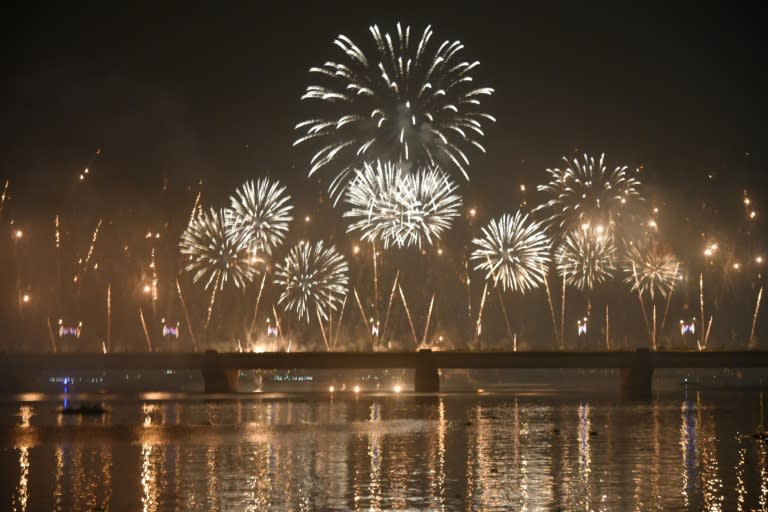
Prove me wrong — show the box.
[535,153,643,233]
[0,180,8,219]
[274,241,349,323]
[471,211,551,293]
[344,160,462,248]
[398,284,419,347]
[750,286,763,349]
[227,178,294,258]
[295,23,495,201]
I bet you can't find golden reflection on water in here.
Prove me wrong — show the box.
[698,392,724,511]
[6,394,768,510]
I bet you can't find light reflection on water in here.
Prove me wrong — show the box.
[1,392,767,511]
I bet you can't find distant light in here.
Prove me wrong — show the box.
[648,220,657,229]
[519,184,526,192]
[353,245,360,255]
[22,294,30,303]
[595,225,604,234]
[305,216,311,223]
[733,263,741,270]
[329,386,335,393]
[468,208,476,217]
[393,385,402,393]
[750,211,757,219]
[745,197,751,205]
[79,174,84,181]
[580,223,590,231]
[477,388,485,393]
[14,229,23,240]
[353,385,361,393]
[143,285,151,294]
[757,256,764,265]
[437,248,444,256]
[653,207,659,214]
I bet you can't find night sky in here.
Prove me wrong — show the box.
[1,3,767,349]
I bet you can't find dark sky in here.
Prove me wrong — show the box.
[2,3,766,211]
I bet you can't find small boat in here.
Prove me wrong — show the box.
[59,403,108,415]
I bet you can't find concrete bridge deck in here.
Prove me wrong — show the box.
[2,349,768,399]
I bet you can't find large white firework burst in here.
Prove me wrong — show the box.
[556,227,616,291]
[226,178,294,258]
[623,238,680,299]
[471,211,552,293]
[535,153,643,232]
[179,207,256,290]
[274,241,350,323]
[295,22,495,201]
[343,160,462,248]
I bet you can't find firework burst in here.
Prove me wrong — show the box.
[623,238,680,299]
[274,241,350,323]
[344,160,462,248]
[556,227,616,291]
[179,208,256,290]
[535,153,643,232]
[470,211,551,293]
[227,178,294,258]
[295,22,495,201]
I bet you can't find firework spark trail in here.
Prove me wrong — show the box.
[541,265,560,346]
[471,212,551,293]
[247,272,268,342]
[106,284,111,353]
[421,293,435,345]
[652,303,657,351]
[227,178,294,257]
[373,243,380,324]
[465,255,472,319]
[750,286,763,349]
[605,304,610,350]
[0,180,8,218]
[497,289,513,339]
[81,218,102,275]
[560,272,566,349]
[661,262,680,330]
[295,22,495,201]
[139,307,153,352]
[631,262,653,345]
[381,271,400,346]
[47,318,57,353]
[274,241,350,323]
[150,248,158,312]
[204,275,220,335]
[188,191,201,228]
[176,279,198,351]
[316,309,330,351]
[332,293,348,350]
[475,282,488,346]
[398,285,419,347]
[344,161,462,248]
[704,316,713,349]
[534,153,643,232]
[353,287,372,345]
[699,273,705,350]
[271,305,284,348]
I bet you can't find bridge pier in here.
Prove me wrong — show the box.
[414,349,440,393]
[620,348,653,400]
[201,350,239,393]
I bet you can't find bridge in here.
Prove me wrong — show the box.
[2,349,768,399]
